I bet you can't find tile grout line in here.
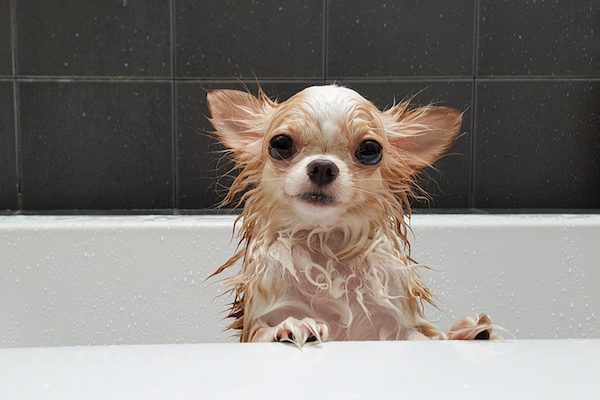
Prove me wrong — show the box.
[472,76,600,81]
[9,0,22,210]
[9,75,600,83]
[14,76,175,82]
[170,0,178,213]
[322,0,328,84]
[470,0,481,209]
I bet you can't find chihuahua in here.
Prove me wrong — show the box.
[207,85,498,345]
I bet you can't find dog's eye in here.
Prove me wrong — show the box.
[269,134,296,160]
[356,140,382,165]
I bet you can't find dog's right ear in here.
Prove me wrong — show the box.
[207,89,276,158]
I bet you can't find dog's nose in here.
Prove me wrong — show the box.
[307,159,339,187]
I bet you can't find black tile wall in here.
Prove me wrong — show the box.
[474,81,600,208]
[0,81,17,209]
[17,0,171,77]
[336,80,473,208]
[0,0,598,212]
[328,0,475,78]
[479,1,600,77]
[176,0,323,78]
[20,82,173,209]
[0,0,12,76]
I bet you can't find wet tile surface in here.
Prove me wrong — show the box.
[3,0,599,212]
[328,0,475,78]
[17,0,171,76]
[176,0,324,78]
[20,82,173,209]
[474,81,600,208]
[0,0,12,75]
[0,81,16,209]
[479,0,600,76]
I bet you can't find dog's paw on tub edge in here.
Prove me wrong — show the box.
[446,313,501,340]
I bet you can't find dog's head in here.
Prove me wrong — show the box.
[207,85,461,228]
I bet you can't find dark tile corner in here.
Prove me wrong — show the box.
[16,1,171,77]
[474,81,600,208]
[176,0,324,78]
[328,1,475,78]
[19,81,174,210]
[0,81,17,209]
[0,0,13,76]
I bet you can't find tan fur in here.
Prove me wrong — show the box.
[207,85,497,344]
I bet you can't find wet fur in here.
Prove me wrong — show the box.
[207,85,498,343]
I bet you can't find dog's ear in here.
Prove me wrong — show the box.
[207,89,276,156]
[383,102,462,170]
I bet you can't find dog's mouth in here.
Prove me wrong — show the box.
[298,191,335,205]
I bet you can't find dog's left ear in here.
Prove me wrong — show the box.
[383,103,463,170]
[207,89,276,158]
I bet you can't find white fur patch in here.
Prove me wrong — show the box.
[245,227,427,341]
[283,154,352,226]
[300,86,364,138]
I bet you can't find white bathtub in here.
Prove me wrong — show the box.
[1,214,599,399]
[1,214,598,346]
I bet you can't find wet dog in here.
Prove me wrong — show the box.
[208,85,498,345]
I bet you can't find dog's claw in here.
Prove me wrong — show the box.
[474,329,490,340]
[276,332,294,343]
[447,313,500,340]
[269,317,329,347]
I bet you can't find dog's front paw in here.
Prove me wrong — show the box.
[260,317,329,347]
[447,313,501,340]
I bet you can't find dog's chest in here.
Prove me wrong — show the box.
[258,240,415,340]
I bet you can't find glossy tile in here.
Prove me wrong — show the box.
[175,0,324,78]
[475,81,600,208]
[328,0,475,78]
[479,0,600,76]
[0,0,12,75]
[17,0,171,77]
[0,81,16,209]
[20,81,173,209]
